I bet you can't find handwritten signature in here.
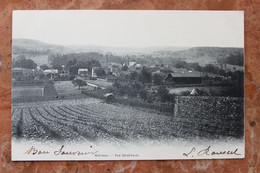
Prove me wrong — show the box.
[183,146,241,157]
[24,145,99,156]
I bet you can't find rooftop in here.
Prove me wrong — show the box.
[169,72,204,78]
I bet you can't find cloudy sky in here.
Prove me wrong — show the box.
[13,10,244,48]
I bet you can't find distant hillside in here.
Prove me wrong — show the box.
[160,47,244,66]
[12,39,244,67]
[12,39,73,65]
[12,38,72,54]
[11,39,189,65]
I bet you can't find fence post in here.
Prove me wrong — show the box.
[174,97,178,117]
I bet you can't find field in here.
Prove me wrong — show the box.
[12,98,181,144]
[12,81,90,103]
[12,80,243,144]
[12,95,244,145]
[85,79,113,88]
[54,81,92,97]
[12,86,43,99]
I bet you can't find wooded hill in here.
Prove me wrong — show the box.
[12,39,244,67]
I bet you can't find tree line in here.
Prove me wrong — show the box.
[13,55,37,69]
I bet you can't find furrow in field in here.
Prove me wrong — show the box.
[61,105,105,121]
[73,105,125,124]
[74,104,170,141]
[12,100,180,142]
[20,108,44,139]
[28,108,54,140]
[65,105,128,128]
[80,103,167,122]
[11,108,23,138]
[46,106,99,141]
[52,105,122,142]
[11,108,19,127]
[77,104,129,121]
[35,107,84,141]
[68,102,178,141]
[76,104,102,116]
[64,105,129,130]
[54,106,125,142]
[76,104,171,140]
[50,106,96,125]
[31,107,95,141]
[66,105,132,140]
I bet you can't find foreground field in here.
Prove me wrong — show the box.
[12,96,243,144]
[12,98,181,144]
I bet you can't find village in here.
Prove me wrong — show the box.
[12,52,243,106]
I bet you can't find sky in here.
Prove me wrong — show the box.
[12,10,244,48]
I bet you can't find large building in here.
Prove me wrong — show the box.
[12,67,35,81]
[165,72,204,84]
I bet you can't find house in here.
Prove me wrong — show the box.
[213,63,243,72]
[43,69,58,79]
[135,64,142,70]
[78,68,88,77]
[59,69,69,78]
[129,61,136,67]
[165,72,204,84]
[12,67,35,81]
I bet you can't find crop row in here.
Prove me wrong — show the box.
[12,101,181,143]
[12,98,240,143]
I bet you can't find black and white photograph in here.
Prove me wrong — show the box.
[11,10,244,160]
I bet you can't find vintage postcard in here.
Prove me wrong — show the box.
[11,10,244,161]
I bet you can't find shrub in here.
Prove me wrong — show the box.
[157,85,170,103]
[72,79,87,90]
[139,89,148,101]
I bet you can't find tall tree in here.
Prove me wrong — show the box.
[157,85,170,103]
[153,73,163,85]
[95,68,106,77]
[139,89,148,101]
[121,65,128,71]
[72,78,87,90]
[52,64,63,70]
[14,58,37,69]
[138,67,152,84]
[40,64,49,71]
[129,71,138,81]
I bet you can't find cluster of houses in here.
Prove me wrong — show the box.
[12,67,68,81]
[12,58,232,87]
[78,67,102,80]
[213,62,243,72]
[12,67,35,81]
[106,61,209,84]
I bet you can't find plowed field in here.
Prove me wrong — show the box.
[12,98,179,144]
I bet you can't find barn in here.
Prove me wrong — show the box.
[164,72,204,84]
